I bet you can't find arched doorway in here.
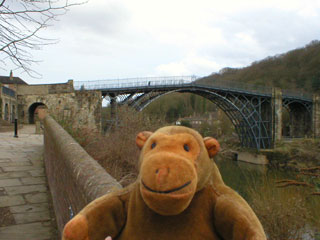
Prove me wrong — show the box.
[28,102,47,124]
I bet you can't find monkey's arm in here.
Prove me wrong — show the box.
[213,186,266,240]
[62,192,127,240]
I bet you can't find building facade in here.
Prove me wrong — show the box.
[0,73,101,131]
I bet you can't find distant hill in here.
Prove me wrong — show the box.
[198,40,320,92]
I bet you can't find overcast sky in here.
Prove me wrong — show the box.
[1,0,320,84]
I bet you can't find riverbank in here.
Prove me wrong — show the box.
[217,136,320,171]
[216,157,320,240]
[261,138,320,170]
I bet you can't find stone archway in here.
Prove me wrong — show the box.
[282,100,312,138]
[28,102,47,124]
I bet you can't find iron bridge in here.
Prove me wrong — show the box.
[74,76,313,150]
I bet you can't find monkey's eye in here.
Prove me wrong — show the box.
[183,144,190,152]
[151,142,156,149]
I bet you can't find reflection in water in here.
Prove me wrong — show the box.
[215,157,299,202]
[215,158,319,240]
[215,158,269,199]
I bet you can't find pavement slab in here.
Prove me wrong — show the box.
[25,192,49,204]
[13,211,51,224]
[2,165,42,172]
[0,179,21,187]
[0,125,57,239]
[0,161,32,167]
[0,159,10,163]
[5,184,47,195]
[0,196,25,208]
[29,169,46,177]
[21,177,46,185]
[10,203,49,214]
[0,222,55,240]
[0,171,31,180]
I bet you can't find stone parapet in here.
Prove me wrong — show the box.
[272,88,282,145]
[43,115,121,235]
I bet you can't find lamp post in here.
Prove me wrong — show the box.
[14,118,18,138]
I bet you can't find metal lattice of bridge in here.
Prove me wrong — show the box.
[74,76,313,150]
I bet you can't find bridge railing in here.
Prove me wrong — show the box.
[74,76,312,100]
[74,76,197,90]
[74,75,273,96]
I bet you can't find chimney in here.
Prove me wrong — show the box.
[9,70,13,81]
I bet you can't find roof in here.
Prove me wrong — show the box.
[0,76,28,85]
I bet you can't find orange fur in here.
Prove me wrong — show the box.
[62,126,266,240]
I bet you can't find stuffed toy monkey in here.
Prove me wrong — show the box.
[62,126,266,240]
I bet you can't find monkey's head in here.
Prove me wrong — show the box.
[136,126,220,216]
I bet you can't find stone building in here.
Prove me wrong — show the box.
[0,72,28,122]
[0,72,101,131]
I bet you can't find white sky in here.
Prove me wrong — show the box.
[1,0,320,84]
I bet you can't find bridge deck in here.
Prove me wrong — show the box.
[74,76,313,101]
[0,125,57,240]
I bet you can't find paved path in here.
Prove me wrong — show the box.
[0,125,57,240]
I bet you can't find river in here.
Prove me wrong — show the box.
[215,158,320,240]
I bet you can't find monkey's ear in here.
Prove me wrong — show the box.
[203,137,220,158]
[136,131,153,149]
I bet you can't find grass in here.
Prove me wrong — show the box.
[247,173,319,240]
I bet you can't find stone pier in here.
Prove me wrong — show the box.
[272,88,282,145]
[313,94,320,138]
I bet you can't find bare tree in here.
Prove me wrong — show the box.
[0,0,85,77]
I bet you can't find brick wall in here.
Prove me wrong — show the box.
[43,115,121,235]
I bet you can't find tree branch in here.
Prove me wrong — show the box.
[0,0,86,77]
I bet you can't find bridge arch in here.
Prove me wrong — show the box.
[76,75,315,149]
[125,88,271,149]
[28,102,47,124]
[282,99,312,137]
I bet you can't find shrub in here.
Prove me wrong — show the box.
[71,106,165,186]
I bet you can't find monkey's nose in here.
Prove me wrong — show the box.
[155,167,169,186]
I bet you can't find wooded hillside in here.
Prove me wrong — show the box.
[198,40,320,92]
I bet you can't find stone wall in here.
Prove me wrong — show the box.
[43,115,121,234]
[17,90,102,131]
[16,80,74,95]
[0,84,17,122]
